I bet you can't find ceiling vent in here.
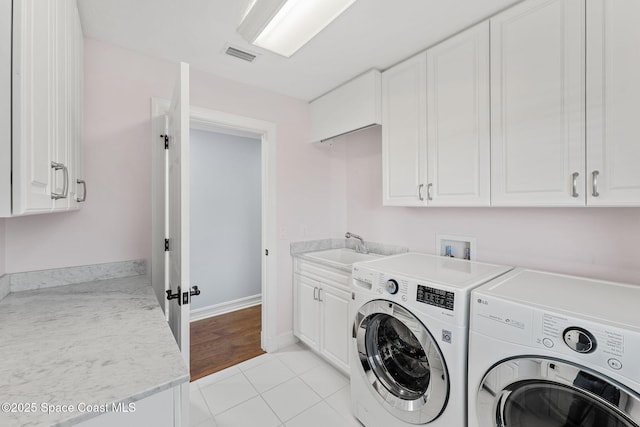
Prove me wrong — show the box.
[224,45,258,62]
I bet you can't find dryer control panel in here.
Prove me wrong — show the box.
[471,294,640,383]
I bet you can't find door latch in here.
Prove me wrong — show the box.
[166,286,181,305]
[190,286,201,297]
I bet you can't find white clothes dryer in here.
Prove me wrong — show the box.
[350,253,512,426]
[468,268,640,427]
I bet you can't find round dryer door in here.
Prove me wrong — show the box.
[476,357,640,427]
[354,300,449,424]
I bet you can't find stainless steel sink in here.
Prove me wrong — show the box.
[304,248,381,267]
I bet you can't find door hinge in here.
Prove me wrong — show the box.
[161,134,169,149]
[265,249,269,256]
[164,238,170,251]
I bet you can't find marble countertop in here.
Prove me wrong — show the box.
[0,276,189,427]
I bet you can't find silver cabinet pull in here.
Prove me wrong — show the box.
[313,287,318,301]
[51,162,68,200]
[571,172,579,198]
[591,170,600,197]
[427,183,433,201]
[318,288,324,302]
[76,179,87,202]
[418,184,424,201]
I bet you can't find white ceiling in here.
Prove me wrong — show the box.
[78,0,521,101]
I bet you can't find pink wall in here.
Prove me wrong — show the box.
[4,40,174,274]
[3,39,339,336]
[340,126,640,285]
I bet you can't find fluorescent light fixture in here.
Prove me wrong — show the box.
[238,0,357,57]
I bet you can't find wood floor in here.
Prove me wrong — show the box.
[190,305,265,382]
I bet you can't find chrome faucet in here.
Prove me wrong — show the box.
[345,232,369,254]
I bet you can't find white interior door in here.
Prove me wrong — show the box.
[167,62,190,427]
[151,110,169,316]
[167,62,190,363]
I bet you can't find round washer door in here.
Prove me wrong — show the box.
[476,357,640,427]
[354,299,449,424]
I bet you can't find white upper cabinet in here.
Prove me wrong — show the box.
[11,0,56,214]
[309,69,381,142]
[490,0,586,206]
[3,0,84,217]
[382,53,428,206]
[586,0,640,206]
[426,22,490,206]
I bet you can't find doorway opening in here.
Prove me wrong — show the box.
[189,128,264,380]
[151,99,278,379]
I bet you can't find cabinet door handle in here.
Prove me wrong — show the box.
[76,179,87,202]
[418,184,424,201]
[318,288,323,302]
[427,183,433,201]
[571,172,579,198]
[591,170,600,197]
[51,162,68,200]
[313,287,318,301]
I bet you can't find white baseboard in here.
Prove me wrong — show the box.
[273,331,297,350]
[190,294,262,322]
[262,331,297,353]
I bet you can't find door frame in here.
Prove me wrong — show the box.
[151,99,278,353]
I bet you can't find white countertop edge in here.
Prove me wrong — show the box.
[51,375,190,427]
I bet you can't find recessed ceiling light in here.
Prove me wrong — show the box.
[238,0,357,58]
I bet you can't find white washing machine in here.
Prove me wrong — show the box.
[468,268,640,427]
[350,252,512,426]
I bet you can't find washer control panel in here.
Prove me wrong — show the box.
[417,284,454,311]
[353,265,460,317]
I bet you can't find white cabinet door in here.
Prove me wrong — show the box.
[586,0,640,206]
[294,274,320,349]
[52,0,71,211]
[382,53,428,206]
[426,22,490,206]
[75,387,175,427]
[67,0,84,208]
[10,0,84,216]
[12,0,56,215]
[319,284,350,373]
[490,0,585,206]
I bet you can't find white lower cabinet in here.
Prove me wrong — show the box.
[74,387,176,427]
[293,260,351,374]
[317,283,350,371]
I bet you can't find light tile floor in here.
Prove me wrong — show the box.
[190,343,362,427]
